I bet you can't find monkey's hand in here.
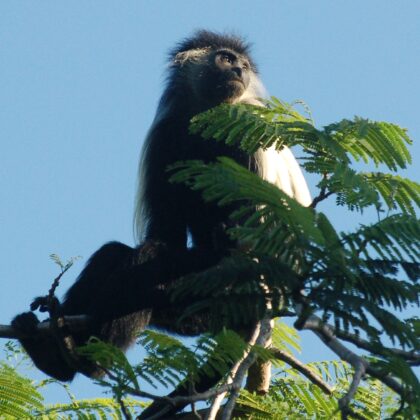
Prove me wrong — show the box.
[30,295,60,313]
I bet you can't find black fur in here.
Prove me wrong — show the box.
[12,30,264,416]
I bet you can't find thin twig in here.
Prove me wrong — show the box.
[310,174,334,209]
[310,189,334,208]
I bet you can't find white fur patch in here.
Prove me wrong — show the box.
[256,146,312,207]
[173,48,210,66]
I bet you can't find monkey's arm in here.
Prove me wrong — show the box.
[135,120,189,249]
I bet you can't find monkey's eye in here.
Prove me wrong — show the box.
[217,52,236,65]
[221,54,233,64]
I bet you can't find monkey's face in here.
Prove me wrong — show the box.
[195,49,252,108]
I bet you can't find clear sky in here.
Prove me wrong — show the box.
[0,1,419,405]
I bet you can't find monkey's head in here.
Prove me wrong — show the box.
[169,30,265,112]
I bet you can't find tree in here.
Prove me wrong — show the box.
[0,326,414,419]
[1,98,419,418]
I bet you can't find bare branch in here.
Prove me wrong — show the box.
[338,356,367,411]
[333,328,420,363]
[296,314,415,399]
[297,315,369,414]
[269,347,333,395]
[221,317,273,420]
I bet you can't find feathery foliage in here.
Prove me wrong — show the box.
[80,328,252,393]
[236,360,408,419]
[2,97,418,418]
[0,362,43,418]
[168,97,420,414]
[187,98,417,215]
[35,397,144,419]
[0,344,144,419]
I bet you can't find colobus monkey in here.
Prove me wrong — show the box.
[12,30,310,415]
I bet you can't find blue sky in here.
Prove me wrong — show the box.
[0,1,419,405]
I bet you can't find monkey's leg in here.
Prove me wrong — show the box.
[90,245,224,322]
[13,242,222,382]
[12,311,78,381]
[62,241,134,318]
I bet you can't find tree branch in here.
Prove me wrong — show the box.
[297,315,369,413]
[0,315,91,339]
[101,366,240,420]
[221,317,273,420]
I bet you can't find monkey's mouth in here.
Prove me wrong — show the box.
[227,77,245,86]
[222,77,246,95]
[212,77,246,103]
[225,78,246,97]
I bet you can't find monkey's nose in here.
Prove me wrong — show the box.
[232,67,242,77]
